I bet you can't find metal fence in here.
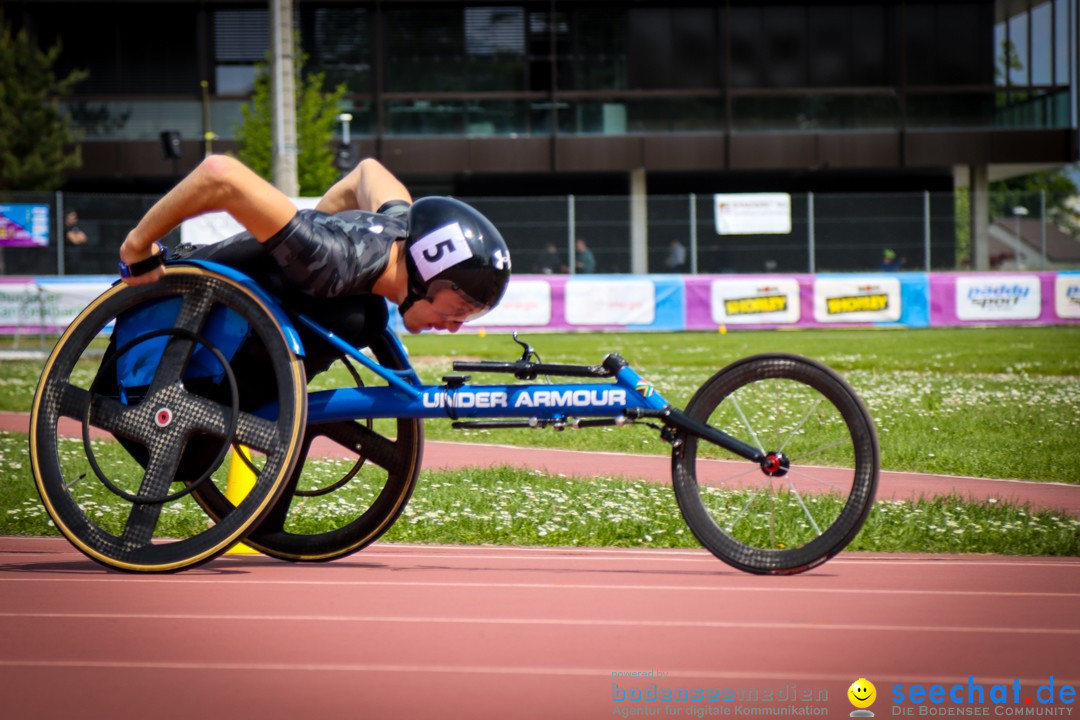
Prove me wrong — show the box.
[2,190,1077,277]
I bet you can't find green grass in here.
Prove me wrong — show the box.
[6,436,1077,556]
[3,326,1079,482]
[350,326,1080,483]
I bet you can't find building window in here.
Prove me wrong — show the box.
[302,7,372,95]
[558,7,627,91]
[384,6,527,93]
[214,9,270,96]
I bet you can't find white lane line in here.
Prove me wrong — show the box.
[1,538,1078,566]
[0,577,1077,598]
[0,658,1074,689]
[1,612,1077,635]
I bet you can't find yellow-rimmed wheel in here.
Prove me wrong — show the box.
[29,267,307,572]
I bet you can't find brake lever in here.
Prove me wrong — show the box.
[511,332,535,363]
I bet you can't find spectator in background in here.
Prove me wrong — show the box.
[664,238,687,273]
[879,248,903,272]
[536,242,565,274]
[575,237,596,274]
[64,210,88,246]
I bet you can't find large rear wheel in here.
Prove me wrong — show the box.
[29,267,307,572]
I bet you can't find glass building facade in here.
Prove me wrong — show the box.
[5,0,1078,191]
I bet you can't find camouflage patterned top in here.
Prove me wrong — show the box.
[188,202,410,301]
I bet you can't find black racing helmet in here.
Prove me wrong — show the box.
[401,196,511,321]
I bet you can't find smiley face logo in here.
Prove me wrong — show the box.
[848,678,877,709]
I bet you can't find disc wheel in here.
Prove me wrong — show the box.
[29,267,307,572]
[671,354,878,575]
[193,334,424,561]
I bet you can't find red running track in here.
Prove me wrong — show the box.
[1,538,1079,720]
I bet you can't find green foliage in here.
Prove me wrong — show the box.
[954,189,971,267]
[0,13,87,191]
[234,44,347,196]
[990,167,1080,237]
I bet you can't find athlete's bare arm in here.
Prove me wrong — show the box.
[315,158,412,215]
[119,155,298,286]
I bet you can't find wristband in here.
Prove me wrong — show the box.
[118,241,169,278]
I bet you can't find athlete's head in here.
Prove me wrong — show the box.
[399,196,511,333]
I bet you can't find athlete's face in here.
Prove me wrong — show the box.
[402,288,484,334]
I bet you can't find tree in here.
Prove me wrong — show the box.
[990,167,1080,238]
[0,13,86,191]
[234,44,347,196]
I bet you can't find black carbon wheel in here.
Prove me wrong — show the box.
[29,267,307,572]
[671,354,878,575]
[192,334,424,561]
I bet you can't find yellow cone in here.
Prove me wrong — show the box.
[225,446,261,555]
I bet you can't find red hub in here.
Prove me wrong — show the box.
[154,407,173,428]
[760,451,790,477]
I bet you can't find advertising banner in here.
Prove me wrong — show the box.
[565,278,656,326]
[954,275,1042,321]
[0,204,50,247]
[714,193,792,235]
[34,278,114,331]
[0,277,112,333]
[813,277,902,324]
[1053,272,1080,320]
[472,279,553,327]
[927,273,1076,325]
[0,279,43,333]
[710,278,801,325]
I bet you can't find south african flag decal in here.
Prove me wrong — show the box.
[635,382,655,398]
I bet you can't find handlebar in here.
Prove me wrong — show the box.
[451,359,613,380]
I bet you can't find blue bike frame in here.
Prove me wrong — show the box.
[301,322,669,424]
[164,260,762,463]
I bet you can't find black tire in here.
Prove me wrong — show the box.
[29,267,307,572]
[671,354,878,575]
[192,334,424,561]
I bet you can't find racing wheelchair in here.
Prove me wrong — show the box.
[30,262,879,575]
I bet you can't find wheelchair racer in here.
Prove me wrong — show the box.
[117,154,511,376]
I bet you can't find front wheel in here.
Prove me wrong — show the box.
[671,354,878,575]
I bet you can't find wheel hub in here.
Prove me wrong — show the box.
[760,451,790,477]
[154,407,174,428]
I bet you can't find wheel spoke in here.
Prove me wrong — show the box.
[728,390,765,455]
[319,422,401,472]
[179,392,278,456]
[120,447,182,549]
[251,434,314,534]
[787,480,823,536]
[789,437,851,465]
[768,491,777,548]
[774,382,783,452]
[86,393,144,443]
[777,397,824,454]
[233,412,281,455]
[149,287,215,393]
[54,382,90,420]
[786,466,852,496]
[722,485,765,534]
